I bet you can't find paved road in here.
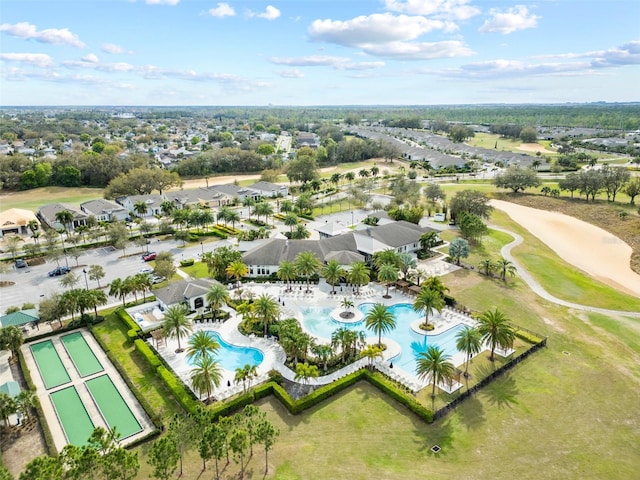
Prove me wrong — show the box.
[493,224,640,318]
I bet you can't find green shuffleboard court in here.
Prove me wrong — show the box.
[30,340,71,389]
[50,386,95,446]
[85,375,142,439]
[61,332,104,377]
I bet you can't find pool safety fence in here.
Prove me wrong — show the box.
[433,333,548,421]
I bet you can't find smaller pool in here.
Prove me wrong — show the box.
[186,331,264,371]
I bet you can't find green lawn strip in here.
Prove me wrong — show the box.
[178,261,209,278]
[91,313,183,424]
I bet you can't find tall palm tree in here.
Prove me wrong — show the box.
[495,258,517,281]
[186,331,220,364]
[331,327,358,363]
[225,260,248,284]
[422,276,449,298]
[294,251,321,293]
[413,286,444,327]
[283,212,299,233]
[234,364,258,393]
[242,196,256,219]
[477,308,516,361]
[321,260,345,294]
[398,252,417,277]
[377,262,399,298]
[372,249,401,269]
[86,288,108,321]
[364,303,396,348]
[226,209,240,229]
[133,201,148,218]
[419,231,439,255]
[455,326,483,379]
[205,283,229,322]
[347,261,370,295]
[479,258,494,277]
[291,223,310,240]
[160,200,175,217]
[276,260,297,291]
[252,294,280,336]
[294,362,319,385]
[162,304,192,353]
[360,345,383,369]
[54,209,74,232]
[190,355,222,403]
[416,345,456,402]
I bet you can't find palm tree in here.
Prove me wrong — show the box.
[254,201,273,224]
[413,286,444,328]
[186,331,220,364]
[455,326,483,379]
[364,303,396,348]
[205,283,229,322]
[276,260,297,291]
[479,258,494,277]
[15,389,37,422]
[133,201,148,218]
[321,260,345,294]
[54,209,74,232]
[109,278,128,306]
[162,304,192,353]
[294,251,321,293]
[347,261,370,295]
[225,260,248,284]
[85,288,108,321]
[311,344,333,372]
[160,200,175,217]
[234,364,258,393]
[477,308,516,361]
[372,249,401,269]
[331,327,358,363]
[283,212,298,233]
[377,262,399,298]
[422,276,449,298]
[495,258,517,281]
[191,355,222,403]
[294,362,319,385]
[290,224,310,239]
[419,231,439,255]
[252,294,280,336]
[242,196,256,219]
[279,199,294,214]
[416,345,456,402]
[398,252,417,277]
[360,345,383,369]
[226,209,240,229]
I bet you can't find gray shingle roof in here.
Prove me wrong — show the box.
[154,278,216,306]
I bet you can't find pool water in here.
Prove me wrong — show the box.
[301,303,465,375]
[186,331,264,371]
[61,332,104,377]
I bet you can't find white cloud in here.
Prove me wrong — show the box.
[207,3,236,18]
[82,53,99,63]
[361,40,473,60]
[384,0,481,21]
[257,6,281,20]
[145,0,180,5]
[308,13,449,47]
[101,43,131,55]
[0,52,55,68]
[0,22,85,48]
[532,41,640,67]
[479,5,540,35]
[277,69,305,78]
[270,55,385,70]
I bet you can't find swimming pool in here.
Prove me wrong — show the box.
[30,340,71,389]
[50,386,95,446]
[85,375,142,439]
[61,332,104,377]
[186,331,264,371]
[300,303,465,375]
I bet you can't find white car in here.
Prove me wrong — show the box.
[139,267,153,275]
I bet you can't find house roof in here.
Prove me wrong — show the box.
[315,221,351,236]
[324,250,364,264]
[37,203,87,226]
[0,381,20,397]
[0,309,39,328]
[153,278,216,306]
[0,208,37,228]
[80,199,127,216]
[248,181,286,194]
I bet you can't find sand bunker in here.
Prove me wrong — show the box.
[491,199,640,298]
[516,143,556,154]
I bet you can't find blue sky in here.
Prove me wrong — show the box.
[1,0,639,106]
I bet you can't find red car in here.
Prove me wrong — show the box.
[142,252,157,261]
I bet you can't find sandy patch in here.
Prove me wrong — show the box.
[491,199,640,298]
[516,143,556,154]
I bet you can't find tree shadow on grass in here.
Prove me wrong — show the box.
[413,418,455,457]
[479,373,519,409]
[456,393,486,431]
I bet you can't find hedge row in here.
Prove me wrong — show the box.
[157,366,199,414]
[115,308,141,335]
[514,329,544,345]
[364,370,434,423]
[134,339,162,369]
[214,224,241,235]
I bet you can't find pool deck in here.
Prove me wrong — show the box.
[21,329,155,453]
[156,278,487,398]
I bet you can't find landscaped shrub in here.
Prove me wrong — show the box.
[514,329,544,344]
[365,370,434,423]
[156,365,199,414]
[293,370,364,413]
[115,307,141,334]
[127,329,139,340]
[134,339,162,368]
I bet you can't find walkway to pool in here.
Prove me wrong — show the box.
[156,275,485,400]
[21,329,155,452]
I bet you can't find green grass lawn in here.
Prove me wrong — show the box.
[0,186,105,212]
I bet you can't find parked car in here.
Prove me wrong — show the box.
[48,266,71,277]
[151,275,166,284]
[139,267,153,275]
[15,259,27,269]
[142,252,157,261]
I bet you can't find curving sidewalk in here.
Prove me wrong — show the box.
[491,224,640,318]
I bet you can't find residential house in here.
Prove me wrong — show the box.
[165,187,233,209]
[0,208,38,238]
[153,278,217,312]
[116,194,165,218]
[208,184,261,202]
[37,203,87,231]
[80,199,129,222]
[248,181,289,198]
[297,132,319,149]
